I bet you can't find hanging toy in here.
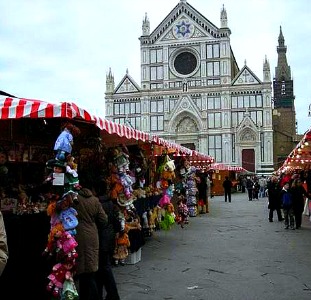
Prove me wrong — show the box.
[54,122,80,162]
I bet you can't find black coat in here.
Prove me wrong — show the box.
[291,185,307,214]
[267,181,281,210]
[222,179,232,191]
[98,195,117,254]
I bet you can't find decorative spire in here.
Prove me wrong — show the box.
[275,26,291,81]
[142,12,150,36]
[278,26,285,47]
[106,68,115,93]
[220,4,228,28]
[263,55,271,82]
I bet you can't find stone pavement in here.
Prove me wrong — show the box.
[110,193,311,300]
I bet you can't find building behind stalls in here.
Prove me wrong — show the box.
[105,0,275,175]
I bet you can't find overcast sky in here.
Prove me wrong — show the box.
[0,0,310,134]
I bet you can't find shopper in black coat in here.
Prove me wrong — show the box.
[291,178,308,229]
[95,183,120,300]
[267,176,283,222]
[222,176,233,203]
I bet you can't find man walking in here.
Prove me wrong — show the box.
[223,176,233,203]
[258,175,267,198]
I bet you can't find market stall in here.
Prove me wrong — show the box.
[0,96,215,299]
[277,127,311,174]
[207,163,246,196]
[0,96,154,299]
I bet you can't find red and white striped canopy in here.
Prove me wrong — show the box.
[0,96,215,159]
[0,96,150,142]
[150,135,214,160]
[210,163,246,172]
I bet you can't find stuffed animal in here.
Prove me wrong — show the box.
[132,187,146,199]
[58,206,78,236]
[160,209,175,230]
[158,156,175,192]
[159,194,171,208]
[148,208,157,232]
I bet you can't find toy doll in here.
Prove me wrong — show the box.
[176,195,189,228]
[64,155,81,195]
[113,146,130,173]
[113,231,130,266]
[47,262,75,297]
[54,123,80,161]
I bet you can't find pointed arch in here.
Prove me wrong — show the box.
[239,127,257,143]
[169,111,202,133]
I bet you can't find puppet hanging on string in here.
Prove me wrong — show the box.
[54,122,80,162]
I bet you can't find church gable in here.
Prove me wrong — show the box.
[236,114,258,142]
[160,15,215,43]
[232,65,262,85]
[149,1,219,45]
[168,94,203,132]
[114,73,140,94]
[170,95,201,120]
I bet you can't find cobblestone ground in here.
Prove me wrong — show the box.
[110,193,311,300]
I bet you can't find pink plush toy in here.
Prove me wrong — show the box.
[47,262,73,297]
[56,231,78,262]
[159,194,171,208]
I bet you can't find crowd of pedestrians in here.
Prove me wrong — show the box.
[268,171,311,229]
[235,170,311,230]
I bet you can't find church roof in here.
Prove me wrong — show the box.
[232,64,262,85]
[114,71,141,94]
[142,0,221,45]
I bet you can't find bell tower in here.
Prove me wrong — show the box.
[273,26,294,109]
[272,26,297,169]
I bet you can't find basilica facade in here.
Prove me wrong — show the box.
[105,0,274,174]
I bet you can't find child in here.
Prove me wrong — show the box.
[280,182,295,230]
[176,195,189,228]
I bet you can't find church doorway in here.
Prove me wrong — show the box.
[242,149,255,173]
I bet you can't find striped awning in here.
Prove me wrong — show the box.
[0,96,150,142]
[150,136,214,160]
[210,163,246,172]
